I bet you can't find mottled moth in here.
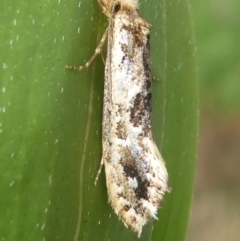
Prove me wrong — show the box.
[67,0,170,237]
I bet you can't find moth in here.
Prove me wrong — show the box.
[67,0,170,237]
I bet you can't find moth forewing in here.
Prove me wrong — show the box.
[101,0,169,237]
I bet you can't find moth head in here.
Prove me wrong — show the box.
[98,0,139,17]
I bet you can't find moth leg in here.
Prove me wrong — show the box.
[94,157,104,185]
[66,27,108,71]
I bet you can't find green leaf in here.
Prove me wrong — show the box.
[0,0,198,240]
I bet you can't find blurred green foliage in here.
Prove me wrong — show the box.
[191,0,240,116]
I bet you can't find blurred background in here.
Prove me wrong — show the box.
[187,0,240,240]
